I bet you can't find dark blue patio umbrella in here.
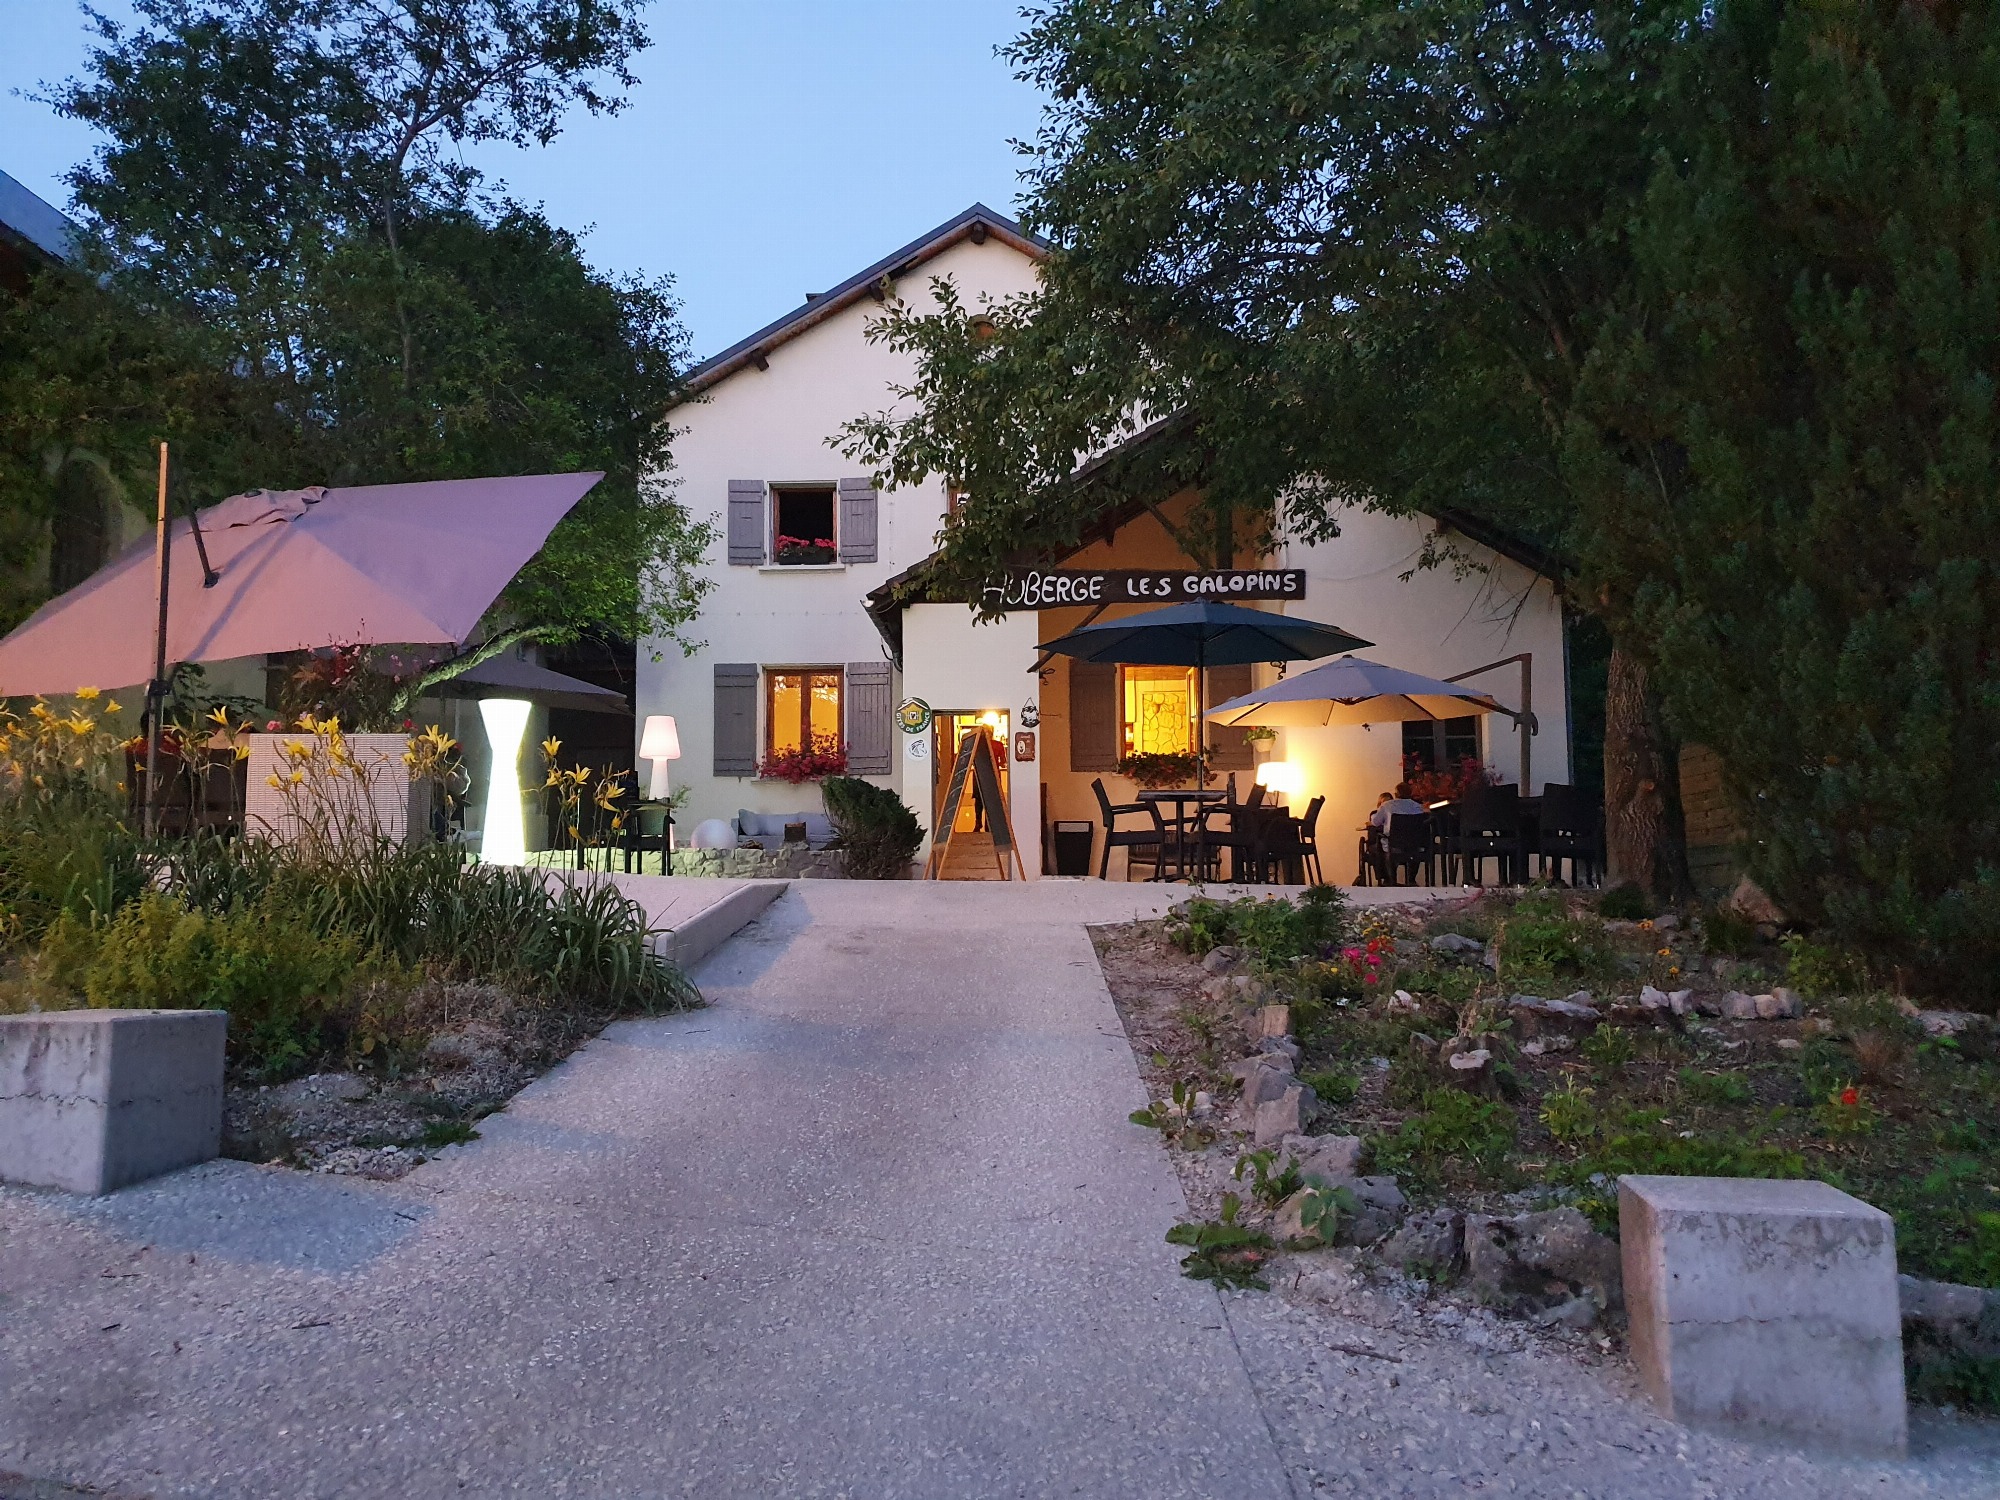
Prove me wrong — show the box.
[1039,600,1371,779]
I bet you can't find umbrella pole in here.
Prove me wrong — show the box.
[1195,641,1207,788]
[143,443,171,839]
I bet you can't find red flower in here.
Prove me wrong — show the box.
[1840,1086,1860,1108]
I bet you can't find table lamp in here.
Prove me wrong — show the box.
[1255,760,1303,802]
[640,714,682,855]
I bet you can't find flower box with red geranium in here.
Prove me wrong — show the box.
[756,735,848,784]
[772,534,838,566]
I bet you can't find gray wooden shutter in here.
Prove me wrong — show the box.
[1206,664,1256,769]
[1068,659,1119,772]
[844,660,894,775]
[837,477,878,563]
[714,663,759,775]
[727,481,766,565]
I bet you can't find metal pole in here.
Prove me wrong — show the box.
[143,443,171,838]
[1444,653,1537,790]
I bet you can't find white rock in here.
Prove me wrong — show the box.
[1448,1048,1492,1072]
[1668,989,1694,1016]
[1640,985,1670,1011]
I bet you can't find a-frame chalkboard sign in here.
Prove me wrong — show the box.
[923,725,1026,880]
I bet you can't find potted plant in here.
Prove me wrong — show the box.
[773,533,838,565]
[1116,750,1204,789]
[756,734,848,783]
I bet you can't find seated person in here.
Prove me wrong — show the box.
[1366,791,1395,831]
[1381,782,1427,826]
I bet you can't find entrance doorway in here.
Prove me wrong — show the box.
[929,711,1013,879]
[930,711,1010,830]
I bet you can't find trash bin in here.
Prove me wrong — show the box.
[1052,820,1095,877]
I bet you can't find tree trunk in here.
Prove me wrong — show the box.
[1602,641,1694,905]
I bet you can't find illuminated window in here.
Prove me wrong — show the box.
[1122,666,1195,756]
[767,668,842,755]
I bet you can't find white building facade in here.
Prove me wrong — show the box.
[637,207,1044,846]
[640,206,1572,882]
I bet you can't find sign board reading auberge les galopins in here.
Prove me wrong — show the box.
[984,568,1306,610]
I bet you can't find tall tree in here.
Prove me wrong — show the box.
[1565,0,2000,996]
[0,0,710,662]
[844,0,1712,899]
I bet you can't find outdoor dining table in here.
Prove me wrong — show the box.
[1137,789,1228,880]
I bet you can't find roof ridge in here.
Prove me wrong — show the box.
[675,202,1046,399]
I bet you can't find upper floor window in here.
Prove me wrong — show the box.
[771,485,836,564]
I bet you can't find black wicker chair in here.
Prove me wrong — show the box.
[1447,782,1525,885]
[1534,782,1603,886]
[1092,777,1166,880]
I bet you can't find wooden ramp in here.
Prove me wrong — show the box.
[935,830,1007,881]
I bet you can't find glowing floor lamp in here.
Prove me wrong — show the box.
[640,714,682,852]
[478,697,532,865]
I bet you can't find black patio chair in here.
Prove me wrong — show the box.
[1256,796,1325,885]
[1447,782,1525,886]
[1535,782,1603,887]
[1092,777,1166,880]
[1193,780,1268,882]
[1383,808,1435,886]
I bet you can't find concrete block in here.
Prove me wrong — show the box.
[1619,1175,1905,1455]
[0,1009,227,1194]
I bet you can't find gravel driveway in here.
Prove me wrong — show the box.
[2,879,1996,1498]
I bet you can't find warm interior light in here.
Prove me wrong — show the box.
[1255,760,1303,796]
[478,698,532,866]
[639,714,681,763]
[977,710,1004,732]
[640,713,681,802]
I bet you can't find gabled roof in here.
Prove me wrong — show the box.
[675,203,1045,401]
[861,411,1566,661]
[0,168,80,264]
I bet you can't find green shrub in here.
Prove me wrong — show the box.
[821,775,924,879]
[1596,883,1650,921]
[1700,907,1759,957]
[1580,1023,1637,1077]
[1677,1067,1753,1107]
[1368,1087,1517,1186]
[1881,1154,2000,1289]
[1494,890,1614,991]
[0,806,145,945]
[1168,886,1348,967]
[79,891,365,1077]
[1302,1067,1359,1106]
[1538,1081,1598,1143]
[157,838,697,1014]
[1781,932,1869,1000]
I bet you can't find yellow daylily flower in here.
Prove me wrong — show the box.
[104,699,121,715]
[74,686,100,701]
[267,774,284,789]
[541,736,562,759]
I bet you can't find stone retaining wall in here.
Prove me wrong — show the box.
[670,845,847,880]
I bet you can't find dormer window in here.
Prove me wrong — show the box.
[771,485,837,564]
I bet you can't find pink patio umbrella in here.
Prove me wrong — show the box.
[0,471,602,698]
